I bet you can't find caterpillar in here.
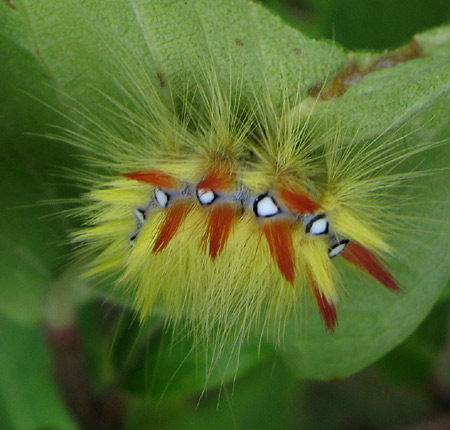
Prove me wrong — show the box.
[65,48,443,356]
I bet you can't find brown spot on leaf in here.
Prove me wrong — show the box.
[307,83,323,98]
[157,72,166,88]
[314,40,423,100]
[368,40,422,72]
[317,63,362,100]
[4,0,16,10]
[294,48,302,55]
[235,38,244,47]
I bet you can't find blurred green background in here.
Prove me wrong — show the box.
[1,1,449,429]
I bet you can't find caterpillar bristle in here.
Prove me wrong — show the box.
[153,201,191,253]
[204,203,237,260]
[197,167,235,192]
[342,241,402,293]
[278,184,321,214]
[311,280,338,332]
[122,169,178,189]
[263,219,296,284]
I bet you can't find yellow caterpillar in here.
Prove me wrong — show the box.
[69,56,433,352]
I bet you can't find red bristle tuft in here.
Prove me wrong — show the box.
[153,201,190,253]
[123,169,177,189]
[342,242,402,292]
[197,168,234,192]
[204,203,236,259]
[279,186,321,214]
[263,219,296,283]
[309,275,338,332]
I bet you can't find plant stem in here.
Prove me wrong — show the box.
[44,269,126,429]
[45,322,125,430]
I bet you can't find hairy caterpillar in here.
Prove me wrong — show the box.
[62,40,447,360]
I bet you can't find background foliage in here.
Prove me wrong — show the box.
[0,0,449,429]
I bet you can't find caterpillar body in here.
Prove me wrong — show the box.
[70,54,437,352]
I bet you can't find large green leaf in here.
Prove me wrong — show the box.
[263,0,450,49]
[0,28,84,325]
[1,0,449,384]
[324,0,450,50]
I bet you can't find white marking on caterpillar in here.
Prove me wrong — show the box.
[135,207,146,222]
[329,239,349,258]
[129,207,147,246]
[254,194,280,217]
[155,188,170,208]
[197,189,217,205]
[305,214,329,235]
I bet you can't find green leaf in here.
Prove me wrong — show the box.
[0,14,85,325]
[439,279,450,302]
[108,310,275,399]
[126,358,300,430]
[0,315,76,430]
[74,303,275,400]
[326,0,450,50]
[1,0,348,106]
[375,299,450,386]
[262,0,450,49]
